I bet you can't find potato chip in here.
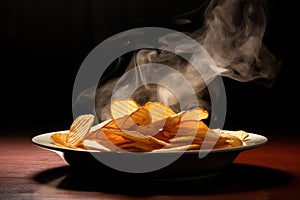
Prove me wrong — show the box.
[50,133,68,146]
[180,121,208,133]
[110,98,140,120]
[87,128,132,145]
[89,119,113,133]
[66,114,95,147]
[144,102,175,123]
[50,98,249,152]
[161,131,175,139]
[163,113,181,132]
[103,115,134,130]
[50,132,85,149]
[180,108,209,121]
[101,128,169,147]
[105,132,132,145]
[169,136,203,144]
[152,131,170,142]
[130,107,151,126]
[131,125,161,136]
[109,99,152,129]
[105,112,150,131]
[214,132,243,148]
[162,108,208,131]
[224,130,249,141]
[163,120,209,137]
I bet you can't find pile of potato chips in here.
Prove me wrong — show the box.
[50,98,248,152]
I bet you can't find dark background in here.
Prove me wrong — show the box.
[0,0,299,135]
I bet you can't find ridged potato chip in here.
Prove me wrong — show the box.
[180,108,209,121]
[143,102,175,123]
[66,114,95,147]
[50,133,85,149]
[110,98,140,120]
[50,99,249,152]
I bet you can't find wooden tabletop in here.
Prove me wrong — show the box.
[1,126,299,199]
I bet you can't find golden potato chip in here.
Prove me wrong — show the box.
[109,99,151,129]
[152,131,170,142]
[196,121,210,135]
[101,128,169,147]
[50,133,68,146]
[131,125,161,136]
[143,102,175,123]
[103,115,134,130]
[130,107,151,126]
[163,113,181,131]
[224,130,249,141]
[105,111,150,131]
[50,98,248,152]
[148,135,170,147]
[89,119,113,133]
[169,136,203,144]
[110,98,140,120]
[180,108,209,121]
[100,119,120,130]
[50,132,85,149]
[88,128,132,145]
[214,132,243,148]
[105,132,132,145]
[163,120,209,137]
[66,114,95,147]
[179,120,208,132]
[162,108,208,131]
[162,131,175,139]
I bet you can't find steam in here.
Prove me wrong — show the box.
[194,0,281,82]
[84,0,281,121]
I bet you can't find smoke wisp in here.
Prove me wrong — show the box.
[88,0,281,121]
